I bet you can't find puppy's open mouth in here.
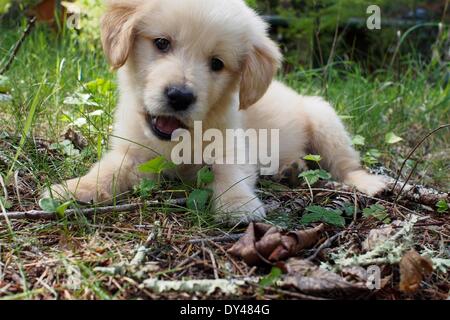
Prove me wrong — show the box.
[146,114,187,140]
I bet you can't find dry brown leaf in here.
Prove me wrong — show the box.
[64,128,88,150]
[399,249,433,293]
[362,225,395,251]
[279,258,368,295]
[228,223,324,266]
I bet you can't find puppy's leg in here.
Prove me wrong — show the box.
[303,97,387,196]
[211,164,265,225]
[43,149,145,203]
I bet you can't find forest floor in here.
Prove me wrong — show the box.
[0,22,449,300]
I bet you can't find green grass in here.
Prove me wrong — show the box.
[0,20,449,300]
[1,24,448,193]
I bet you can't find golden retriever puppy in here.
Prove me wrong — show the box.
[45,0,386,225]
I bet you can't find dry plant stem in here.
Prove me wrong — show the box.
[392,124,450,192]
[394,161,419,204]
[0,17,37,75]
[1,198,187,221]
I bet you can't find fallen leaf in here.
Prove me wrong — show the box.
[362,225,395,251]
[385,132,403,144]
[64,127,88,150]
[399,249,433,293]
[228,223,324,266]
[278,259,368,295]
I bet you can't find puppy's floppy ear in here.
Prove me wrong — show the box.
[239,29,282,109]
[101,0,140,69]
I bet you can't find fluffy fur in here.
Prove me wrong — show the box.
[45,0,387,225]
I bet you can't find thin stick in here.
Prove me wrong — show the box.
[205,248,219,280]
[1,198,186,221]
[188,233,244,244]
[0,17,37,75]
[264,287,328,300]
[306,231,343,262]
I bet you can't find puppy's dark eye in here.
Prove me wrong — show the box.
[154,38,170,52]
[211,58,224,72]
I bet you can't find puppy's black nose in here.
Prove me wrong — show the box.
[165,85,196,111]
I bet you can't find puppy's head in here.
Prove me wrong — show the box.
[101,0,281,140]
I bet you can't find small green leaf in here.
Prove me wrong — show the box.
[303,154,322,163]
[316,169,332,180]
[363,149,381,166]
[56,201,73,218]
[39,198,61,213]
[300,206,345,227]
[134,179,157,198]
[299,169,331,186]
[138,156,176,174]
[343,204,356,217]
[352,135,366,146]
[0,75,12,93]
[85,78,115,95]
[0,196,12,210]
[436,200,449,214]
[385,132,403,144]
[187,189,212,211]
[197,167,214,188]
[259,267,283,288]
[363,204,391,224]
[299,170,320,185]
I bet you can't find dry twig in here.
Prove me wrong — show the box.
[1,198,186,221]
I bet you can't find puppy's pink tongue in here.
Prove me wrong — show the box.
[155,116,182,135]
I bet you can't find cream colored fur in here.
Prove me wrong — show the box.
[44,0,387,225]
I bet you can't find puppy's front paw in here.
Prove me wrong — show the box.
[213,193,266,226]
[344,170,388,196]
[42,178,113,204]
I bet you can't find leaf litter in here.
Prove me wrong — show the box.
[0,133,449,299]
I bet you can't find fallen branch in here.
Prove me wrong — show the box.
[324,175,448,208]
[386,176,449,207]
[1,198,186,221]
[140,278,256,295]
